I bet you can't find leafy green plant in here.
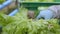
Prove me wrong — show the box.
[0,13,15,26]
[1,7,60,34]
[0,0,5,4]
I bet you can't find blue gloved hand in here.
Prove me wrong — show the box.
[36,9,54,20]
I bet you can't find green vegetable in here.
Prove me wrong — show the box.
[0,0,5,4]
[0,13,15,26]
[1,7,60,34]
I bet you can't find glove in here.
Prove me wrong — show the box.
[36,9,53,20]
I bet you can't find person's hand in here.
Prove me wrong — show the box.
[36,10,53,20]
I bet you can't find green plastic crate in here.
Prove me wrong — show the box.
[20,2,60,10]
[18,0,60,10]
[19,0,60,2]
[55,0,60,2]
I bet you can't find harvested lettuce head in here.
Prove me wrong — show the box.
[2,18,60,34]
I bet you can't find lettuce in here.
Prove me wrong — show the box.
[0,0,5,4]
[0,13,15,26]
[1,7,60,34]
